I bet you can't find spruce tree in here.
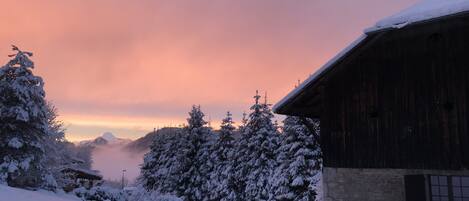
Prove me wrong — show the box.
[238,112,248,133]
[43,102,71,189]
[179,105,212,201]
[140,129,187,195]
[261,92,278,135]
[232,91,279,200]
[140,106,213,200]
[0,46,55,189]
[207,111,236,201]
[271,116,321,201]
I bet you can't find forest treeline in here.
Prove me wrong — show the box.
[139,93,322,201]
[0,47,321,201]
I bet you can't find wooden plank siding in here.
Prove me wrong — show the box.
[319,14,469,169]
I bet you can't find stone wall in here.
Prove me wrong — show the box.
[322,167,469,201]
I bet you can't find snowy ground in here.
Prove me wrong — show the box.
[0,185,80,201]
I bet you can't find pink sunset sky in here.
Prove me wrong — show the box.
[0,0,417,141]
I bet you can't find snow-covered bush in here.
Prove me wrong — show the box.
[127,187,182,201]
[74,186,126,201]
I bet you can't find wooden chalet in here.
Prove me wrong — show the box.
[61,167,102,192]
[274,1,469,201]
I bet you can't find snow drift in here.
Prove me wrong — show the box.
[0,185,80,201]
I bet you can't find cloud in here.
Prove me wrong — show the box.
[0,0,417,140]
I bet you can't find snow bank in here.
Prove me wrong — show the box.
[0,185,80,201]
[367,0,469,32]
[127,187,183,201]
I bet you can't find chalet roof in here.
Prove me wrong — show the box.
[60,167,102,180]
[273,0,469,114]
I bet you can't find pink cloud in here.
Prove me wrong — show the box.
[0,0,417,139]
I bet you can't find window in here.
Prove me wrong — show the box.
[430,176,449,201]
[429,175,469,201]
[451,176,469,201]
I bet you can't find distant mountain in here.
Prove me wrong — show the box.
[124,127,183,153]
[101,132,118,142]
[124,127,243,153]
[78,132,131,148]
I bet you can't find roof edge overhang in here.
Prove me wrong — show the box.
[274,10,469,116]
[273,34,368,115]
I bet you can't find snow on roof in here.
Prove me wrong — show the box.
[366,0,469,33]
[61,167,102,180]
[274,0,469,113]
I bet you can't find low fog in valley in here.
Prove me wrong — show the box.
[92,144,146,184]
[77,132,149,185]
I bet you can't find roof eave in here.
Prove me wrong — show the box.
[273,34,368,115]
[274,4,469,116]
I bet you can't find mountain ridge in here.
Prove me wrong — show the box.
[77,132,132,147]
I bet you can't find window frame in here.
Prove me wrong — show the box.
[427,175,469,201]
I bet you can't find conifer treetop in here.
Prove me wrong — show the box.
[251,90,262,115]
[254,90,260,105]
[220,111,235,132]
[7,45,34,69]
[187,105,207,130]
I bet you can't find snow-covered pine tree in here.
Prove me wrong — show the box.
[140,106,213,199]
[178,105,212,201]
[43,102,71,189]
[206,111,236,201]
[73,144,93,170]
[45,102,65,143]
[0,46,56,190]
[140,128,187,195]
[232,91,279,201]
[42,102,96,190]
[270,116,321,201]
[238,112,248,133]
[261,92,279,135]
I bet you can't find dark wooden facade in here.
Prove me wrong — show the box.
[276,13,469,170]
